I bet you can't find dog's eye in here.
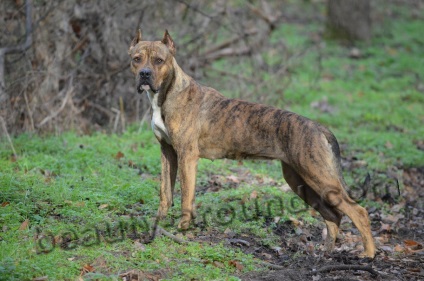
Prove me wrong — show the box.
[155,58,164,65]
[133,57,141,63]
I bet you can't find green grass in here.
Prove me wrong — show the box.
[0,130,269,280]
[1,5,424,281]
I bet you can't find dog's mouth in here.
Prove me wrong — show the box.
[137,80,158,94]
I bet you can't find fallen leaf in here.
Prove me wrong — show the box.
[407,267,422,273]
[250,190,258,199]
[375,235,389,244]
[10,154,17,162]
[260,252,273,260]
[224,228,234,235]
[309,209,317,217]
[390,203,405,213]
[68,257,76,261]
[131,143,138,152]
[19,219,29,230]
[212,261,225,268]
[54,235,62,245]
[404,239,419,247]
[1,202,10,207]
[134,240,146,251]
[349,47,362,59]
[226,175,240,183]
[394,244,404,252]
[279,184,291,192]
[32,276,48,281]
[306,242,315,255]
[381,213,404,224]
[386,47,397,56]
[80,264,95,276]
[115,151,124,160]
[404,239,423,251]
[385,141,393,149]
[145,273,161,281]
[98,204,108,209]
[228,260,244,270]
[379,222,391,232]
[289,217,303,227]
[75,201,85,207]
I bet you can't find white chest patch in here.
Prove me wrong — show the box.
[146,90,171,144]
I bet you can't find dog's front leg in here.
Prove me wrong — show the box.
[157,141,178,219]
[177,152,199,230]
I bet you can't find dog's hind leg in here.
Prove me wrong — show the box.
[282,162,342,253]
[293,163,376,258]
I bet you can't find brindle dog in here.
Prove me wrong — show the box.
[128,30,376,258]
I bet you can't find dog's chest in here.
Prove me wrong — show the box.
[147,91,171,144]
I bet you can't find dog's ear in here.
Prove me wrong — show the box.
[129,29,142,49]
[162,30,176,56]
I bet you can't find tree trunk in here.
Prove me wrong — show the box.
[326,0,372,42]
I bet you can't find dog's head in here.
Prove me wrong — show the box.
[128,29,176,94]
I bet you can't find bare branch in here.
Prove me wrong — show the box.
[0,116,17,157]
[201,29,257,57]
[314,264,379,277]
[37,83,74,128]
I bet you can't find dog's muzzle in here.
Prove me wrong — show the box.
[137,68,158,94]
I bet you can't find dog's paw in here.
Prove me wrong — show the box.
[358,250,376,259]
[157,206,169,219]
[177,217,191,230]
[323,238,335,253]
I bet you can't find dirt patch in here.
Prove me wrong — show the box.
[122,166,424,280]
[197,166,424,280]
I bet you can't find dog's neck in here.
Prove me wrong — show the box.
[158,58,191,105]
[171,57,191,92]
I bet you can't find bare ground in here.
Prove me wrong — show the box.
[120,165,424,281]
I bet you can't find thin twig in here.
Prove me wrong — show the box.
[119,96,126,132]
[139,109,150,133]
[247,1,278,31]
[112,108,120,133]
[0,117,17,157]
[173,0,234,33]
[204,46,251,62]
[37,80,74,128]
[23,77,34,131]
[201,29,257,57]
[157,227,188,244]
[85,101,114,118]
[207,67,253,83]
[144,216,188,245]
[257,260,286,270]
[313,264,379,276]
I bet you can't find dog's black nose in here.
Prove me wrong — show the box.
[139,68,152,79]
